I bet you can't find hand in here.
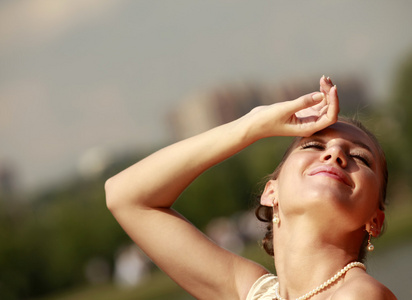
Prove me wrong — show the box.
[245,76,339,139]
[291,76,339,135]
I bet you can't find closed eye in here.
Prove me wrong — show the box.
[350,152,371,167]
[300,141,325,150]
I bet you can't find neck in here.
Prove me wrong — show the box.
[273,219,364,299]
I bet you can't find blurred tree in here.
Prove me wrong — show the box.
[173,136,291,230]
[391,52,412,140]
[372,51,412,201]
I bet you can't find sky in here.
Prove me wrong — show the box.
[1,0,412,193]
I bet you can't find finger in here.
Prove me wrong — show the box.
[315,85,339,125]
[285,92,325,115]
[320,75,334,86]
[326,85,339,121]
[318,104,329,116]
[320,75,333,94]
[327,77,334,86]
[302,85,339,133]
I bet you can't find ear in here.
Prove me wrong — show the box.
[366,208,385,237]
[260,180,278,207]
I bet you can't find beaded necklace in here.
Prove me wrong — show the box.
[273,261,366,300]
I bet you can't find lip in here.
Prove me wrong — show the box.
[307,165,354,188]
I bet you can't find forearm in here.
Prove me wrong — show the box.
[105,116,256,211]
[105,82,338,211]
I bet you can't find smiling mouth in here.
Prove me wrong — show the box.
[308,166,353,187]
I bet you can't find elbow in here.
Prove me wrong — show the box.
[105,176,119,212]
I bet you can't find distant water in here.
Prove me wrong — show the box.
[367,241,412,299]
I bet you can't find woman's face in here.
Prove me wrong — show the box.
[274,121,384,232]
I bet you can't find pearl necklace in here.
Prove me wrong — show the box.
[273,261,366,300]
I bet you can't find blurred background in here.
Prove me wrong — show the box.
[1,0,412,299]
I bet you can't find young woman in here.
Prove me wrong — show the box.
[105,76,397,299]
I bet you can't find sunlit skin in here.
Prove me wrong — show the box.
[274,122,384,233]
[106,76,397,299]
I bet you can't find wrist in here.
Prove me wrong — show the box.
[231,110,266,145]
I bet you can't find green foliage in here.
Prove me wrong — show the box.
[391,52,412,139]
[370,51,412,197]
[0,174,130,298]
[173,137,292,230]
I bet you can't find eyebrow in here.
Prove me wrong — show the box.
[308,134,375,156]
[352,140,373,154]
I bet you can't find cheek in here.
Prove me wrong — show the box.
[280,153,310,174]
[277,156,300,186]
[352,173,381,218]
[276,155,310,202]
[277,152,315,182]
[367,178,382,207]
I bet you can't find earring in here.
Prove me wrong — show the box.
[367,228,374,252]
[272,197,280,224]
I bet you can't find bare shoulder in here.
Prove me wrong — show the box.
[236,258,270,300]
[332,272,397,300]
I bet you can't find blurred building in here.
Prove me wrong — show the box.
[167,78,368,140]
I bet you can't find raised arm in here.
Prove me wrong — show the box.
[105,76,338,299]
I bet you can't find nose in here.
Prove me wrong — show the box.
[321,146,347,168]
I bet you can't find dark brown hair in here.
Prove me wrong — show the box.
[255,117,388,262]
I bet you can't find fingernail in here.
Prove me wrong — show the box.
[322,75,326,79]
[327,76,331,82]
[313,92,325,101]
[334,85,337,90]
